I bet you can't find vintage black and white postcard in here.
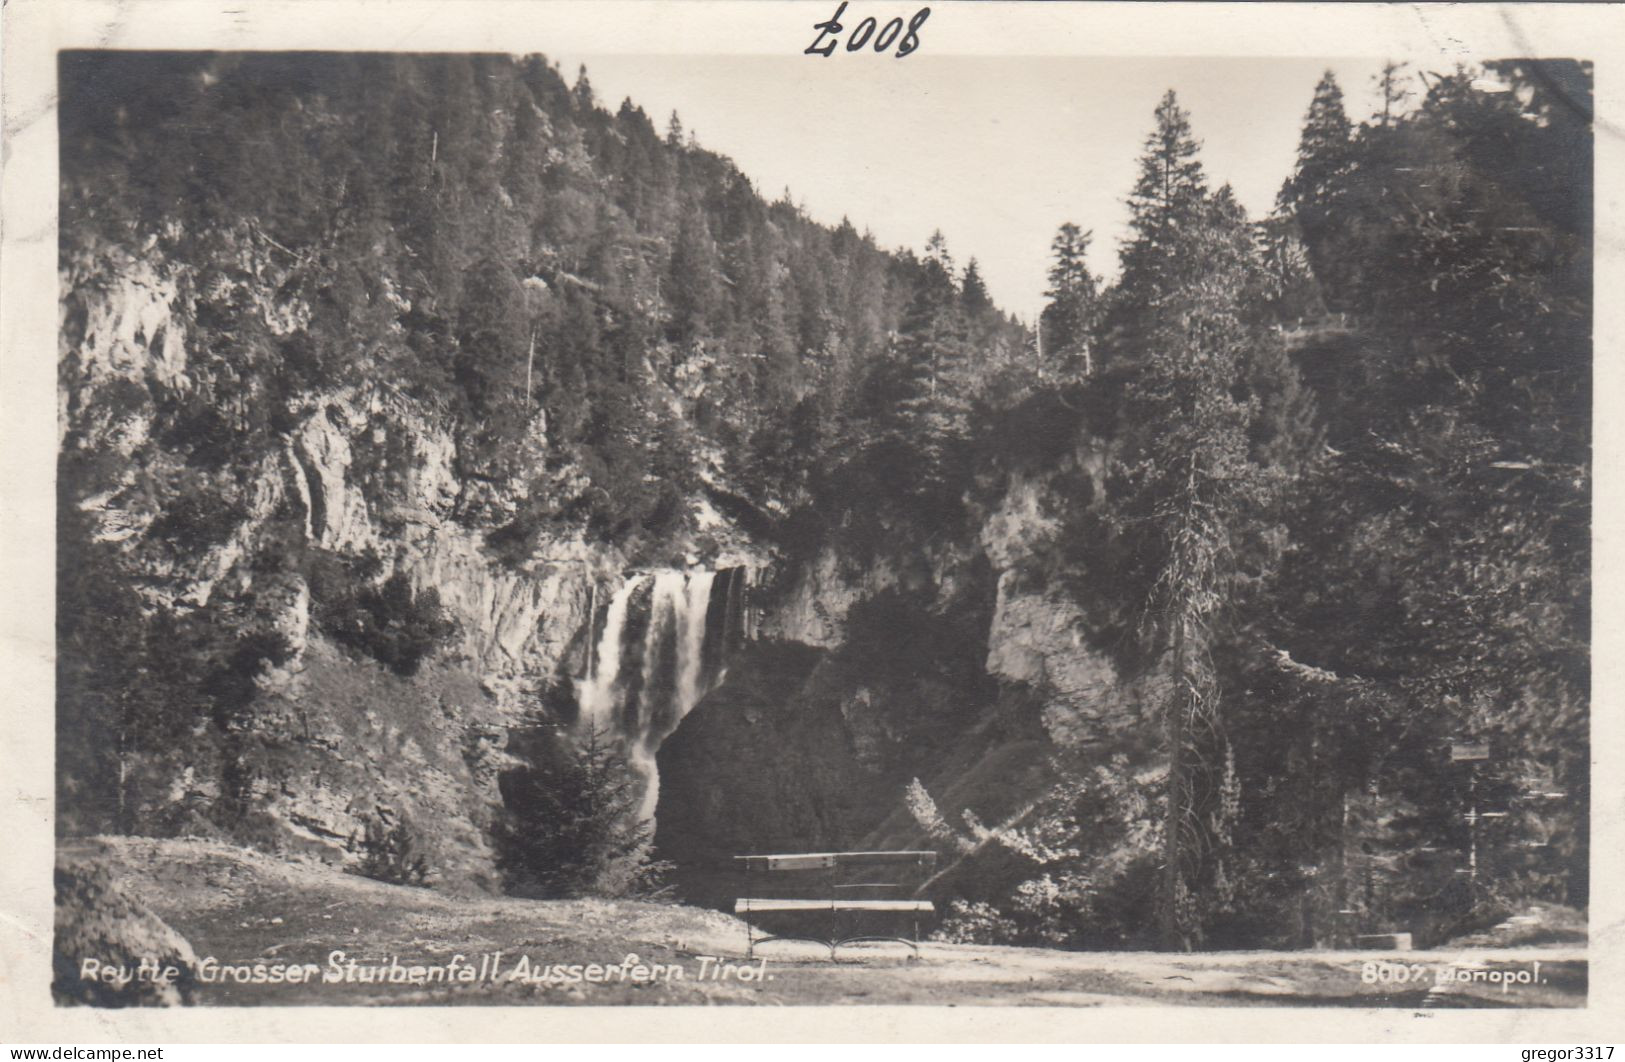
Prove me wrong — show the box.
[1,0,1619,1044]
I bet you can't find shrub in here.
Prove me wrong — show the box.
[351,809,432,887]
[307,553,458,676]
[148,490,249,551]
[905,755,1164,950]
[203,629,296,725]
[354,575,458,676]
[933,900,1019,945]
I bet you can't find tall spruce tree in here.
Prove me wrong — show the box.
[1101,91,1212,367]
[494,723,660,898]
[1120,91,1208,288]
[1109,94,1274,950]
[1278,72,1356,312]
[923,228,956,278]
[572,63,596,110]
[1279,71,1353,213]
[886,236,976,513]
[961,257,994,320]
[1041,222,1097,377]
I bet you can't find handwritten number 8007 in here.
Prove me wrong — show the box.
[806,2,931,58]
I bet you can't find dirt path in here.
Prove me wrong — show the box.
[58,838,1585,1008]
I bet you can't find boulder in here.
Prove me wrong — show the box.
[53,858,199,1007]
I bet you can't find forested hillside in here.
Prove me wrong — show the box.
[60,52,1021,556]
[57,52,1588,953]
[893,62,1589,950]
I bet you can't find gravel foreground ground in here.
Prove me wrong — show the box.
[56,838,1586,1008]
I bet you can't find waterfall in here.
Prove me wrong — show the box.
[576,574,643,729]
[641,573,687,740]
[676,571,715,721]
[575,567,743,821]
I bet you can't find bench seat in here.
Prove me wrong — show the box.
[732,849,939,958]
[735,898,934,914]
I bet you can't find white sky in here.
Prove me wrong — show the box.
[560,55,1398,318]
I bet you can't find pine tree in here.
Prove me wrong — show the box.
[494,723,662,898]
[1264,65,1591,918]
[960,257,994,320]
[1133,205,1263,952]
[1278,72,1355,312]
[1280,71,1353,210]
[1041,222,1097,377]
[1106,91,1211,361]
[667,203,723,345]
[878,240,976,512]
[923,229,956,280]
[1124,91,1207,262]
[666,110,684,148]
[1375,60,1412,127]
[898,238,969,406]
[572,63,596,111]
[1108,99,1275,950]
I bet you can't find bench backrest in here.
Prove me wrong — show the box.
[734,851,937,872]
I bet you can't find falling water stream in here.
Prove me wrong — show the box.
[574,568,747,820]
[576,575,641,730]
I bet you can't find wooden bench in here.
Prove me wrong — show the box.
[733,850,937,959]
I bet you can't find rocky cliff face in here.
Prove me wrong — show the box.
[654,451,1163,903]
[979,466,1164,747]
[57,232,767,884]
[276,384,615,706]
[61,237,617,683]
